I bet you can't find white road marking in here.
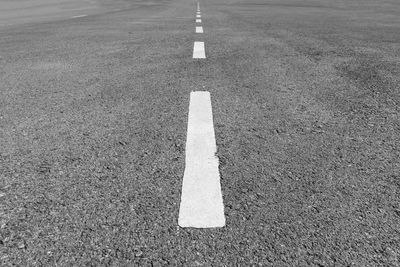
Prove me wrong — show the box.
[193,41,206,58]
[72,15,87,18]
[178,91,225,228]
[196,19,202,23]
[196,26,203,33]
[196,14,201,18]
[197,2,200,11]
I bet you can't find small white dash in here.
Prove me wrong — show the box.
[193,41,206,59]
[196,14,201,18]
[196,19,202,23]
[178,91,225,228]
[196,26,203,33]
[72,15,87,18]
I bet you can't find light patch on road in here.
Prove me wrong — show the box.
[178,91,225,228]
[193,41,206,59]
[196,26,203,33]
[72,15,87,18]
[196,14,201,18]
[196,19,201,23]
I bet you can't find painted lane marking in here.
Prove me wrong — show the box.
[196,26,203,33]
[196,14,201,18]
[72,15,87,18]
[178,91,225,228]
[196,19,202,23]
[193,41,206,59]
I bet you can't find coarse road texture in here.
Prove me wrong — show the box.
[1,0,400,265]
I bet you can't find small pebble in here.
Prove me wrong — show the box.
[17,242,25,249]
[135,250,143,257]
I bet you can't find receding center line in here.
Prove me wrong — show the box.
[196,26,203,33]
[178,91,225,228]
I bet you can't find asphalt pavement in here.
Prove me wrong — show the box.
[1,0,400,265]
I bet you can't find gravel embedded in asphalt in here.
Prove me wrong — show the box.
[1,0,399,265]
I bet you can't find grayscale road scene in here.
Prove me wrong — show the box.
[1,0,399,265]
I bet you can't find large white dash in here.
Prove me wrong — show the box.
[193,41,206,59]
[178,91,225,228]
[196,26,203,33]
[196,19,202,23]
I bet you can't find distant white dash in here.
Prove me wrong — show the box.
[72,15,87,18]
[196,14,201,18]
[178,91,225,228]
[196,26,203,33]
[193,41,206,58]
[196,19,202,23]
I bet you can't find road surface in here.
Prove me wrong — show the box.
[1,0,399,265]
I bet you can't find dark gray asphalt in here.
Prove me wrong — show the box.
[1,0,400,265]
